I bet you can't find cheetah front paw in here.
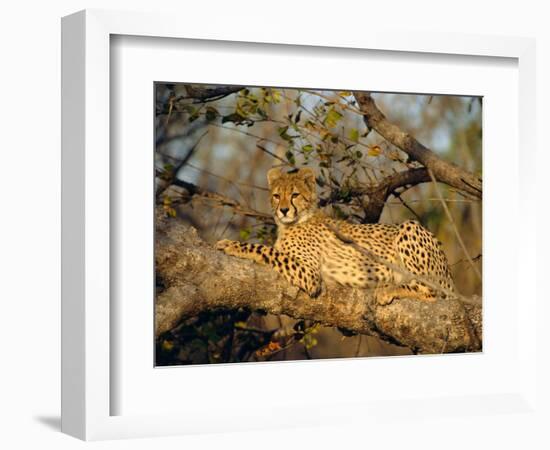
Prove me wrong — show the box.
[215,239,233,250]
[374,288,397,306]
[215,239,241,256]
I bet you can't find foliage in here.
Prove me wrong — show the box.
[155,308,324,365]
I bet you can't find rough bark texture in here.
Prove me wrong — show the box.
[183,85,243,102]
[155,213,482,354]
[353,92,482,199]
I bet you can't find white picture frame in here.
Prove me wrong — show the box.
[61,9,540,441]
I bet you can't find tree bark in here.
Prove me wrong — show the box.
[155,213,482,354]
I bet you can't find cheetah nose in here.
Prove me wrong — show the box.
[280,207,289,216]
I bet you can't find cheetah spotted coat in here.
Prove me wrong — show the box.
[216,168,455,303]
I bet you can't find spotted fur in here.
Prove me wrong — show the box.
[216,168,455,304]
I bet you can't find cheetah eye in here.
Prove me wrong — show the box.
[272,194,280,200]
[291,192,300,198]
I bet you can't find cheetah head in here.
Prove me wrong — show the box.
[267,167,317,226]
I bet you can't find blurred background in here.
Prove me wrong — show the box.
[155,83,482,366]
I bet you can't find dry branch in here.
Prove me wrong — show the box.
[323,167,432,223]
[353,92,482,199]
[155,213,482,354]
[183,85,243,102]
[427,168,483,281]
[167,178,273,222]
[163,167,428,227]
[156,85,244,116]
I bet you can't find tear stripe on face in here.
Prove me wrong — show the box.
[290,197,298,218]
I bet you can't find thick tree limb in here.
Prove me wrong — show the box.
[155,213,482,354]
[353,92,482,199]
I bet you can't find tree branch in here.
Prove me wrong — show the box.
[427,168,483,281]
[357,167,432,222]
[183,85,243,103]
[155,213,482,354]
[156,85,244,116]
[353,92,482,199]
[164,168,427,226]
[321,168,431,223]
[165,178,274,222]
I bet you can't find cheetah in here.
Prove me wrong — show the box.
[216,167,455,304]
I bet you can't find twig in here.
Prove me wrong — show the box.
[450,254,482,267]
[427,169,482,282]
[155,130,209,198]
[233,323,275,335]
[391,190,422,221]
[186,162,269,191]
[355,335,363,357]
[209,123,286,162]
[302,89,365,115]
[386,198,479,204]
[169,178,273,222]
[255,143,285,162]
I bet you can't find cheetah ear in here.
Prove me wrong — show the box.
[267,167,283,188]
[299,167,316,189]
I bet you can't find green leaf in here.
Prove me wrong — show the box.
[221,113,254,126]
[349,128,359,142]
[285,149,296,165]
[302,333,318,349]
[324,108,343,128]
[301,144,313,153]
[239,228,251,240]
[271,88,282,103]
[332,205,348,219]
[338,189,352,202]
[277,126,294,142]
[181,104,196,114]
